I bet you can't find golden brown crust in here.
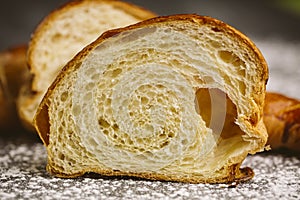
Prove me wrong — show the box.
[46,159,254,184]
[34,101,50,145]
[264,92,300,152]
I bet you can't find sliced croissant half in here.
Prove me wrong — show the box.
[17,0,156,129]
[34,14,269,183]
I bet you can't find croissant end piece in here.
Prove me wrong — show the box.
[264,92,300,152]
[18,0,156,129]
[34,15,268,183]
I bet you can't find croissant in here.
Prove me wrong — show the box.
[264,92,300,152]
[34,14,269,183]
[0,46,29,131]
[17,0,156,129]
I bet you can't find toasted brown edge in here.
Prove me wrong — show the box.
[46,159,254,184]
[34,14,268,182]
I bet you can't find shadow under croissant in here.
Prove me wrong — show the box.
[81,166,254,186]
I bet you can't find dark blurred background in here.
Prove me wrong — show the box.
[0,0,300,50]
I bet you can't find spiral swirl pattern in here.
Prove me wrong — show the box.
[63,24,239,173]
[73,58,217,171]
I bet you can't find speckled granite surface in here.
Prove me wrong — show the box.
[0,138,299,200]
[0,39,300,200]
